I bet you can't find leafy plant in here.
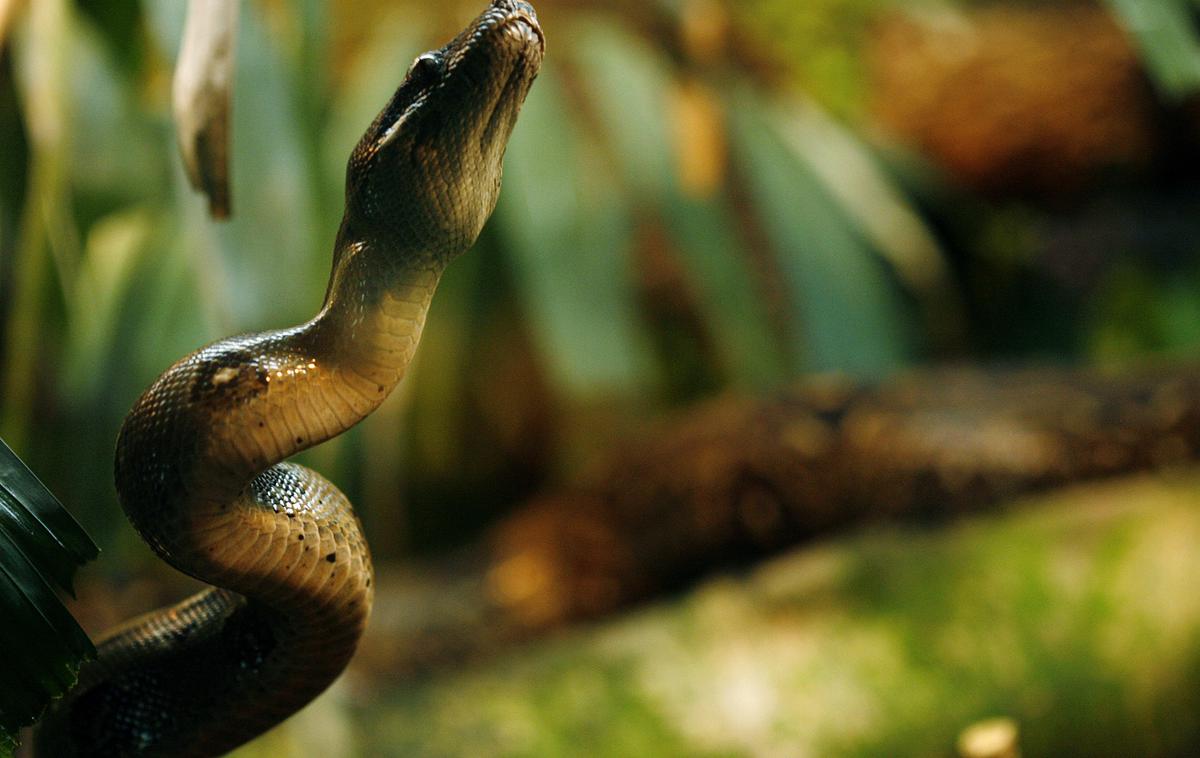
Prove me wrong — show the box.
[0,439,97,756]
[1105,0,1200,99]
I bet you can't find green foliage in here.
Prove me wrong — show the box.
[1105,0,1200,99]
[494,64,652,395]
[0,439,97,755]
[731,0,884,119]
[353,477,1200,757]
[733,0,1200,113]
[729,89,914,375]
[571,20,789,390]
[1087,263,1200,363]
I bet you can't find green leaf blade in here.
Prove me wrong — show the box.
[663,195,789,390]
[729,92,915,378]
[0,439,97,746]
[493,65,652,397]
[0,440,98,588]
[1107,0,1200,99]
[569,20,788,391]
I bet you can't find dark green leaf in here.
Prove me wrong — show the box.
[663,196,789,389]
[72,0,145,77]
[569,19,674,200]
[570,19,787,390]
[0,440,98,585]
[767,97,954,308]
[729,89,913,377]
[493,65,652,396]
[1106,0,1200,98]
[0,439,97,746]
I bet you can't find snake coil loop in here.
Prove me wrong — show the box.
[36,3,543,755]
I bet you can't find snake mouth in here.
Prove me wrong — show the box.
[478,9,543,148]
[494,0,544,47]
[504,12,545,55]
[481,61,533,151]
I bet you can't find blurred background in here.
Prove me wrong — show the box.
[5,0,1200,755]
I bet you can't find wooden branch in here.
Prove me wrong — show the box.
[360,363,1200,676]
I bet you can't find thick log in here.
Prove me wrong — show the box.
[358,364,1200,677]
[486,365,1200,626]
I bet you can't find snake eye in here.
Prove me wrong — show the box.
[407,53,444,87]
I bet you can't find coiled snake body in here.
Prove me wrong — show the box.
[37,3,543,755]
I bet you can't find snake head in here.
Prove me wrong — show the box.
[344,0,544,263]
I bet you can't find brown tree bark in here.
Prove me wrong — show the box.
[360,363,1200,676]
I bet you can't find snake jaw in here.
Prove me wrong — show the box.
[503,3,546,55]
[484,12,544,132]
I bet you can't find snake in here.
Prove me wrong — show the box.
[35,2,543,755]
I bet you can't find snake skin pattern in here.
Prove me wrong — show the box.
[35,2,543,755]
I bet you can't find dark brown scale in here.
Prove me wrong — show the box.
[35,2,543,756]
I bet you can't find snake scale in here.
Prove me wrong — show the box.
[35,2,544,755]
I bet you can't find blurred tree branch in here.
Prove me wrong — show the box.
[363,362,1200,675]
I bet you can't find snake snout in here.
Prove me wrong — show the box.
[492,0,536,13]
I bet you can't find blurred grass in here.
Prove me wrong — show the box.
[335,475,1200,757]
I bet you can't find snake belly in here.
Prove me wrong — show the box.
[35,2,543,755]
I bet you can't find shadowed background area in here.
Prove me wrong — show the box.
[5,0,1200,755]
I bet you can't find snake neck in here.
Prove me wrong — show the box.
[115,231,442,599]
[311,230,445,407]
